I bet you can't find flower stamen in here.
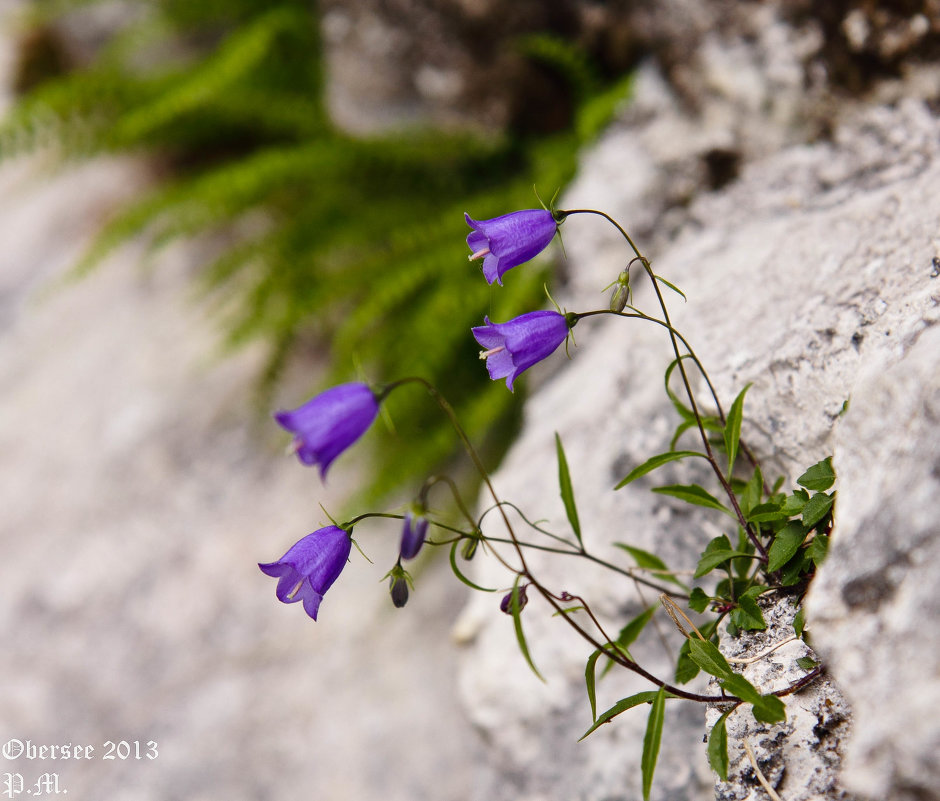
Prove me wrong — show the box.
[468,247,490,261]
[479,346,505,359]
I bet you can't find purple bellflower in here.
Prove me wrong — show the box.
[465,209,558,285]
[399,510,429,560]
[258,525,352,621]
[472,310,571,391]
[274,382,379,479]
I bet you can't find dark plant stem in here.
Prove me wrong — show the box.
[563,208,768,561]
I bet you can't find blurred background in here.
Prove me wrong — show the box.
[0,0,634,798]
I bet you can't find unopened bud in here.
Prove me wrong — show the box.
[390,575,409,608]
[461,533,480,560]
[500,584,529,615]
[609,270,631,313]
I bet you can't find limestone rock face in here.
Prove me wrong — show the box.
[806,323,940,801]
[455,96,940,800]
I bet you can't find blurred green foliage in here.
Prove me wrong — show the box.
[1,0,632,500]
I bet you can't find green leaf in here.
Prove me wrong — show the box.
[655,274,687,301]
[688,587,711,613]
[652,484,733,516]
[746,502,787,523]
[802,492,834,528]
[797,457,836,491]
[694,549,752,579]
[509,576,544,683]
[781,489,809,516]
[613,543,688,591]
[675,638,700,684]
[617,605,658,649]
[707,711,730,780]
[555,433,582,546]
[740,466,764,517]
[796,656,818,670]
[614,450,705,489]
[752,694,786,724]
[723,384,751,477]
[585,648,603,721]
[767,521,808,572]
[808,533,830,565]
[641,687,667,801]
[664,357,697,420]
[778,549,812,586]
[720,672,762,705]
[579,691,662,741]
[731,593,766,631]
[688,638,734,680]
[793,606,806,637]
[448,542,498,592]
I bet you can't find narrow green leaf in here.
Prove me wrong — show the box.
[555,432,582,546]
[707,711,731,780]
[448,542,497,592]
[767,521,808,572]
[552,605,585,617]
[723,384,751,477]
[652,484,733,516]
[675,638,699,684]
[719,673,762,705]
[617,605,658,649]
[664,357,697,420]
[752,694,786,724]
[614,450,705,489]
[694,549,752,578]
[670,418,698,451]
[688,638,734,679]
[655,274,687,301]
[510,576,544,682]
[797,457,836,491]
[579,691,661,741]
[739,466,764,517]
[688,587,711,613]
[613,543,688,591]
[615,543,669,571]
[641,687,667,801]
[802,492,834,528]
[796,656,818,670]
[585,648,603,721]
[793,606,806,637]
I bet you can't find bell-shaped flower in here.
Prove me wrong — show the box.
[274,382,379,479]
[258,525,352,621]
[472,310,571,391]
[399,509,430,560]
[465,209,558,285]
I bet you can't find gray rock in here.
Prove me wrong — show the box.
[806,323,940,801]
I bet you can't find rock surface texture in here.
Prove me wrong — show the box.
[455,87,940,801]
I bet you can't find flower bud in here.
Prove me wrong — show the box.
[500,583,529,615]
[384,563,413,609]
[609,269,631,313]
[390,575,409,608]
[461,533,481,560]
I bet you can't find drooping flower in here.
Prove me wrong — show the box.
[258,525,352,621]
[472,310,571,391]
[399,510,429,560]
[274,382,379,479]
[465,209,558,285]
